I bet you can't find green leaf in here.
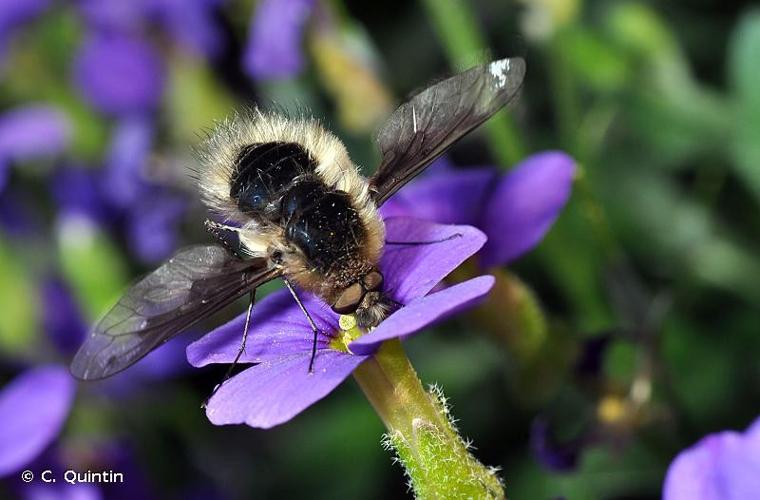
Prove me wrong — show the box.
[560,28,629,92]
[57,219,129,320]
[729,9,760,203]
[0,240,37,355]
[167,55,236,144]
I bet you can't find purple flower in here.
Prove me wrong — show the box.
[150,0,225,58]
[102,116,155,208]
[76,0,150,34]
[0,366,75,478]
[50,165,110,224]
[73,32,165,116]
[77,0,224,58]
[664,416,760,500]
[0,105,71,191]
[530,416,583,472]
[381,151,576,268]
[126,188,187,263]
[41,277,88,356]
[187,218,493,428]
[244,0,315,80]
[0,0,51,65]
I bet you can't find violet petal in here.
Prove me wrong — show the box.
[187,289,338,367]
[349,275,494,355]
[204,349,367,428]
[73,33,164,116]
[50,166,109,224]
[0,105,71,161]
[102,116,154,208]
[76,0,149,33]
[41,277,87,356]
[127,190,186,263]
[380,167,498,226]
[0,366,75,477]
[663,416,760,500]
[243,0,314,80]
[151,0,224,58]
[480,151,575,268]
[381,217,486,304]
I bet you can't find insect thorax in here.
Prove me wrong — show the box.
[230,141,374,291]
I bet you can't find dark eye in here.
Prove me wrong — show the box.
[332,282,365,314]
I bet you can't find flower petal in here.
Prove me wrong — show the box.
[243,0,315,80]
[480,151,575,268]
[74,33,164,116]
[349,275,494,355]
[187,289,339,367]
[103,116,154,208]
[41,277,87,356]
[0,105,71,161]
[205,349,367,428]
[0,366,75,477]
[663,416,760,500]
[381,218,486,304]
[380,167,498,226]
[127,190,186,263]
[152,0,224,58]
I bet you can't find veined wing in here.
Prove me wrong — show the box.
[370,57,526,205]
[70,245,281,380]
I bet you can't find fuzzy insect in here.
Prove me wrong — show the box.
[70,57,526,381]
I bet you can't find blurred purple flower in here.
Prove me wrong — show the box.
[187,218,493,428]
[73,33,164,116]
[41,277,88,356]
[150,0,225,58]
[0,0,51,65]
[664,416,760,500]
[0,191,44,237]
[0,105,71,191]
[51,165,110,226]
[530,417,582,472]
[0,366,75,478]
[126,189,187,263]
[244,0,315,80]
[51,163,186,264]
[103,116,155,208]
[76,0,149,34]
[381,151,576,268]
[78,0,224,58]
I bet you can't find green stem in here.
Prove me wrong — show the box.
[353,339,504,499]
[420,0,526,167]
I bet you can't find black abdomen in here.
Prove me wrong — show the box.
[230,141,366,275]
[284,188,364,273]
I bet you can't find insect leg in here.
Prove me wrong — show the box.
[283,278,320,373]
[202,289,256,408]
[385,232,463,246]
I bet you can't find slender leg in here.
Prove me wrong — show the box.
[283,278,320,373]
[385,232,462,246]
[202,289,256,408]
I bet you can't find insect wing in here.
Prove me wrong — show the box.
[369,57,526,205]
[70,245,281,380]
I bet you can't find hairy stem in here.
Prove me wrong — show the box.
[353,339,504,499]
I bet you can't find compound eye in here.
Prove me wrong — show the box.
[362,270,384,291]
[332,282,365,315]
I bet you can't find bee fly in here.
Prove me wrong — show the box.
[70,57,526,381]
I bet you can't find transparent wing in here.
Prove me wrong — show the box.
[370,57,526,205]
[70,245,281,380]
